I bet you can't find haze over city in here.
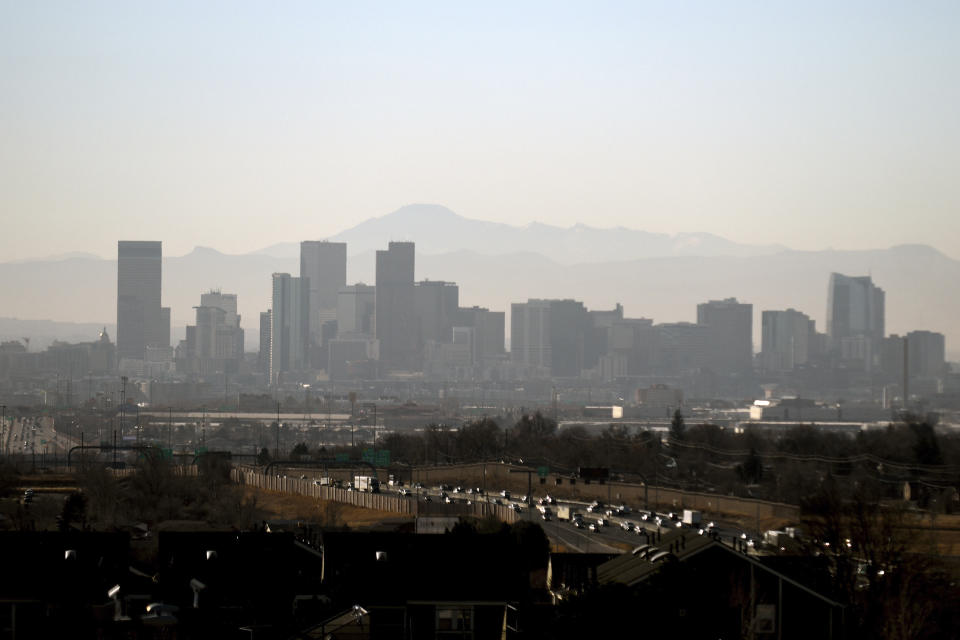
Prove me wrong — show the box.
[2,3,960,639]
[3,2,960,261]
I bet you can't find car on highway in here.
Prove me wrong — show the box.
[510,503,523,513]
[596,518,609,528]
[422,495,432,502]
[588,523,600,533]
[453,486,463,493]
[573,519,584,528]
[620,521,635,532]
[398,488,412,496]
[500,490,511,499]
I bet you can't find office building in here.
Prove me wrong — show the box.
[906,330,946,378]
[337,284,376,336]
[827,273,885,345]
[760,309,816,372]
[511,299,589,377]
[328,337,379,381]
[653,322,709,373]
[456,306,506,363]
[270,273,309,383]
[259,311,271,375]
[375,242,417,371]
[697,298,753,373]
[117,241,163,362]
[177,290,244,375]
[300,241,347,352]
[415,280,459,347]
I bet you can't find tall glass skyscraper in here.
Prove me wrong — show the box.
[827,273,885,344]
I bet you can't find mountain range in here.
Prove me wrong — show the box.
[255,204,788,262]
[2,204,958,357]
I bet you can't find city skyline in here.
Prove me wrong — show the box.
[2,227,958,360]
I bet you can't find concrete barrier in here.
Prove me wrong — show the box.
[232,468,520,523]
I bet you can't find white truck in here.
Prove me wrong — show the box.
[682,509,702,526]
[354,475,381,493]
[556,506,573,521]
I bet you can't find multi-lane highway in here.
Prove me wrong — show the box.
[379,481,747,554]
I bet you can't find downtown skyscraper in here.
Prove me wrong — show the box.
[117,241,166,362]
[300,241,347,355]
[827,273,885,344]
[270,273,309,383]
[375,242,416,371]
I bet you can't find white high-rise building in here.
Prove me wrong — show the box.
[270,273,309,383]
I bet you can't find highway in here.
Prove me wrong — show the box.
[378,481,746,554]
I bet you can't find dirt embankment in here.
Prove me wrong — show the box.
[242,487,413,528]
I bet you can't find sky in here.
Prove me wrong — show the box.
[2,1,959,261]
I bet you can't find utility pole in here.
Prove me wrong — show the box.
[275,401,281,459]
[120,376,128,440]
[509,468,535,501]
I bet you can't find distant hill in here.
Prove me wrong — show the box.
[1,241,957,356]
[254,203,788,262]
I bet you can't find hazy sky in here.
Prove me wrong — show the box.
[2,2,959,261]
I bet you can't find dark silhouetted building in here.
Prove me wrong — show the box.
[375,242,416,371]
[117,240,163,362]
[697,297,753,373]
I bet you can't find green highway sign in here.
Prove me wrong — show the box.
[362,449,390,466]
[537,466,550,478]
